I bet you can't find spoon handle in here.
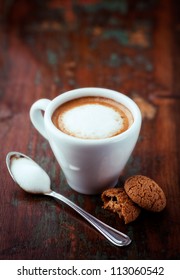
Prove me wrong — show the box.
[46,191,131,247]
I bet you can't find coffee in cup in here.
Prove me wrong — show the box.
[52,96,134,140]
[30,88,141,194]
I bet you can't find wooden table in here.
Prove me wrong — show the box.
[0,0,179,260]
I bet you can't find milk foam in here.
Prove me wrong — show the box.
[52,96,133,139]
[11,157,51,193]
[60,104,124,139]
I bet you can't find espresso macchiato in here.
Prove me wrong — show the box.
[52,96,133,139]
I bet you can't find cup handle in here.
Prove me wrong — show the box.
[30,99,51,140]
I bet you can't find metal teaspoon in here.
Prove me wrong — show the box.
[6,151,131,247]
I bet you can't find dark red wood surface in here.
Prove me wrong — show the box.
[0,0,180,259]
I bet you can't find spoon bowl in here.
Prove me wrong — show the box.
[6,152,33,185]
[6,151,131,247]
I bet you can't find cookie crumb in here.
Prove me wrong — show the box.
[101,188,141,224]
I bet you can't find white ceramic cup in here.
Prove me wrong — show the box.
[30,88,141,194]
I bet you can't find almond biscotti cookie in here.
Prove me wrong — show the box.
[124,175,166,212]
[101,188,141,224]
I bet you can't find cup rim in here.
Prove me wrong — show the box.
[44,87,142,145]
